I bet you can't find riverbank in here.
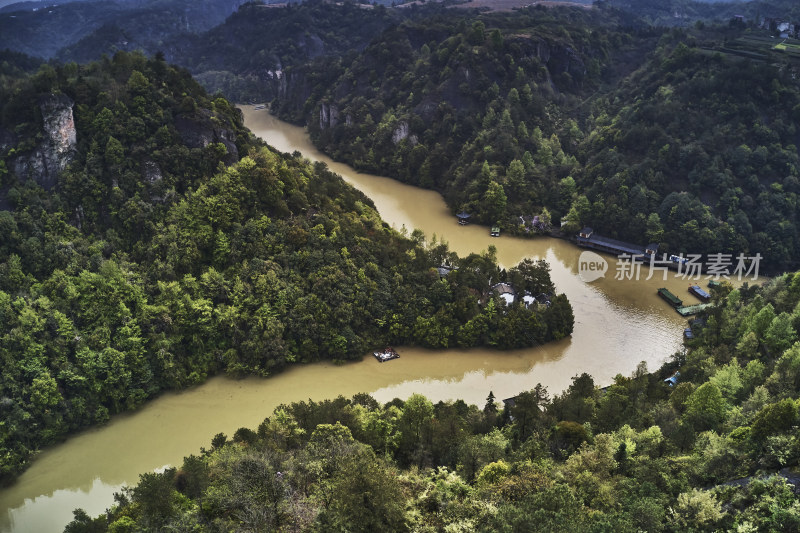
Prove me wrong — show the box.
[0,107,688,533]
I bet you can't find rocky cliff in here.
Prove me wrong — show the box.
[10,93,77,190]
[174,110,240,164]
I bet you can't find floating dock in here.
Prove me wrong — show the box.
[689,285,711,301]
[658,288,683,307]
[373,348,400,362]
[676,303,712,317]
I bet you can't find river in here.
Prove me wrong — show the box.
[0,106,695,532]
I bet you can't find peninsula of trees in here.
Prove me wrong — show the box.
[0,52,573,483]
[67,273,800,532]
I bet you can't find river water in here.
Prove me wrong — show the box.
[0,106,696,532]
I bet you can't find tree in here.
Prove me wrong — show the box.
[683,382,727,432]
[398,394,434,466]
[132,469,177,527]
[484,391,497,414]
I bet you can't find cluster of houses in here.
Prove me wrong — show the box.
[760,17,800,39]
[436,265,551,309]
[491,282,551,309]
[455,211,551,236]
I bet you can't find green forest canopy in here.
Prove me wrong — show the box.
[259,5,800,272]
[67,272,800,532]
[0,52,573,483]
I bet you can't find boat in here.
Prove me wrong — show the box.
[254,104,266,110]
[490,226,500,237]
[676,303,712,317]
[689,285,711,301]
[669,254,688,265]
[657,288,683,307]
[373,347,400,362]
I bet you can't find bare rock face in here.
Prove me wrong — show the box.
[319,103,339,130]
[12,94,77,190]
[392,121,410,144]
[391,121,417,146]
[174,111,239,164]
[142,160,163,184]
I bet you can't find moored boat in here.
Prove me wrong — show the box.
[373,347,400,362]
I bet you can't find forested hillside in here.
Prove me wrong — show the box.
[578,36,800,272]
[265,6,800,271]
[0,0,248,59]
[66,273,800,532]
[0,52,573,484]
[605,0,800,27]
[272,6,652,226]
[160,1,409,103]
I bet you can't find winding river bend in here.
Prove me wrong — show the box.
[0,107,693,533]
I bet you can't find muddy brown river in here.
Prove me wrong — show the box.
[0,106,698,532]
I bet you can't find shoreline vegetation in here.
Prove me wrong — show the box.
[66,271,800,532]
[0,52,573,485]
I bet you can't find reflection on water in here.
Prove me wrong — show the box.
[1,106,693,533]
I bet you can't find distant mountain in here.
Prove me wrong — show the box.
[155,1,424,102]
[605,0,799,26]
[0,0,88,13]
[0,0,248,58]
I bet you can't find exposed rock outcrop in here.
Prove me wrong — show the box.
[319,102,339,130]
[391,121,417,146]
[142,160,163,184]
[174,111,239,163]
[11,93,77,190]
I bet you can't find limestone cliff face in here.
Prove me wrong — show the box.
[174,110,239,164]
[319,102,339,130]
[11,94,77,190]
[514,36,587,85]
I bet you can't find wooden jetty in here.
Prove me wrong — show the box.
[576,227,658,259]
[658,288,683,307]
[373,347,400,363]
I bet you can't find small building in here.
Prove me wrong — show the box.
[579,226,593,239]
[492,282,516,305]
[645,243,659,255]
[437,266,454,278]
[522,292,535,308]
[456,212,471,225]
[664,371,681,387]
